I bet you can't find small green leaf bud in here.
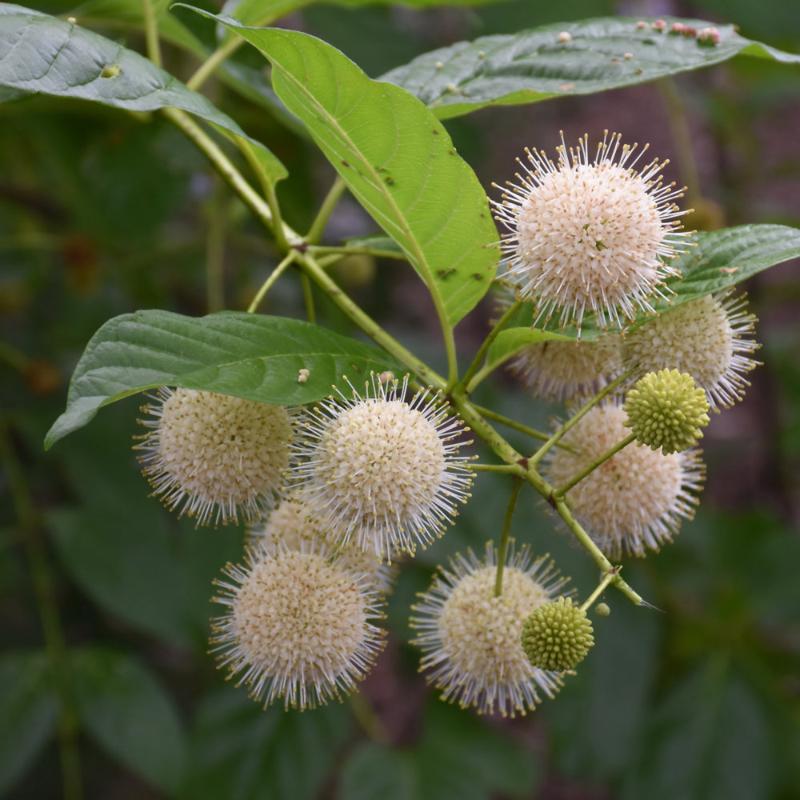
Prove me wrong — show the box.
[595,602,611,617]
[624,369,710,454]
[521,597,595,672]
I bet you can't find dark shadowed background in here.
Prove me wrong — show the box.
[1,0,799,798]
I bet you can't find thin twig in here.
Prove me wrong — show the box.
[495,478,522,596]
[1,425,83,800]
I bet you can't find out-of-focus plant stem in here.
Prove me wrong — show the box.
[1,425,83,800]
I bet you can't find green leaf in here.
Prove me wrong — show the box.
[181,687,351,800]
[0,4,286,184]
[183,9,499,327]
[47,405,239,648]
[341,744,417,800]
[665,224,800,307]
[483,327,576,380]
[546,594,660,781]
[45,310,400,449]
[385,16,800,119]
[0,651,57,796]
[623,664,772,800]
[340,701,539,800]
[71,648,187,795]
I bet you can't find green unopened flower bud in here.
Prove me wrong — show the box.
[595,602,611,617]
[624,369,710,454]
[521,597,594,672]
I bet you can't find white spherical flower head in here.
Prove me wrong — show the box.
[292,376,474,559]
[545,404,705,557]
[137,388,294,526]
[412,543,570,717]
[248,491,394,593]
[493,131,690,330]
[212,546,385,710]
[512,337,623,403]
[493,288,622,402]
[623,292,759,410]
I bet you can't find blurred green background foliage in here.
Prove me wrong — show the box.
[1,0,799,798]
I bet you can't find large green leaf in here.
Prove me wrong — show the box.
[384,16,800,119]
[184,9,499,327]
[484,224,800,362]
[181,687,351,800]
[340,701,539,800]
[71,648,187,794]
[665,224,800,307]
[45,310,400,449]
[0,4,286,185]
[0,652,57,796]
[623,664,772,800]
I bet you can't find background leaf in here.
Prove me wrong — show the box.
[47,405,240,649]
[622,663,773,800]
[0,4,285,183]
[665,224,800,306]
[187,11,499,327]
[181,687,351,800]
[45,310,400,448]
[384,16,800,119]
[0,651,57,797]
[339,701,539,800]
[70,647,187,794]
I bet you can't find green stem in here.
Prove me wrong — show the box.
[555,432,636,497]
[348,692,390,744]
[469,463,520,473]
[299,254,447,391]
[309,244,406,261]
[469,404,575,451]
[580,570,618,612]
[187,36,241,91]
[300,270,316,323]
[247,253,295,313]
[306,177,347,244]
[554,496,644,606]
[529,371,631,466]
[1,426,83,800]
[164,109,284,241]
[659,78,701,202]
[469,404,549,443]
[205,183,226,312]
[495,478,522,596]
[458,299,521,393]
[141,0,161,67]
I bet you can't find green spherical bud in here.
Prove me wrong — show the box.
[595,602,611,617]
[520,597,595,672]
[624,369,710,454]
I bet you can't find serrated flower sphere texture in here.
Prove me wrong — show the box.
[544,404,705,557]
[136,388,293,525]
[411,543,570,717]
[212,547,385,710]
[625,369,710,453]
[292,376,473,559]
[248,492,394,593]
[521,597,595,672]
[494,131,689,330]
[623,293,759,410]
